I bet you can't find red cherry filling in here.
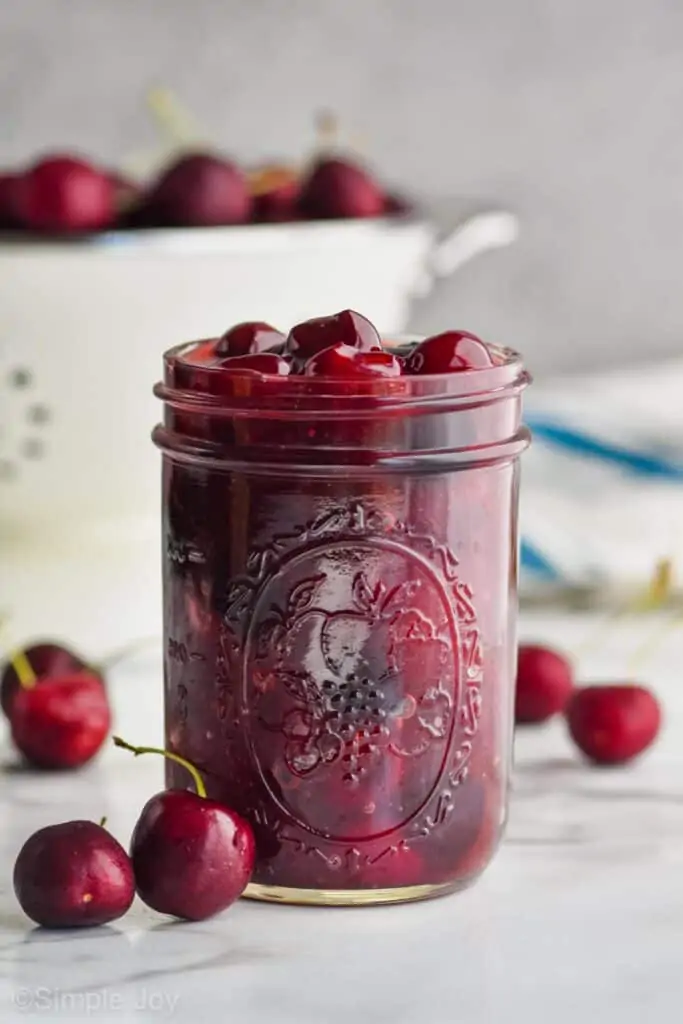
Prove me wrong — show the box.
[406,331,494,374]
[216,321,286,357]
[216,352,290,375]
[287,309,381,361]
[305,343,401,378]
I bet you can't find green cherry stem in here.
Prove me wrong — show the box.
[99,816,108,829]
[10,648,37,690]
[112,736,207,799]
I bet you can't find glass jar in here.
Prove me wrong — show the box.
[153,339,530,905]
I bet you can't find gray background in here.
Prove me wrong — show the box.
[2,0,682,375]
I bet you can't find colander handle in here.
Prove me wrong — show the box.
[412,209,519,298]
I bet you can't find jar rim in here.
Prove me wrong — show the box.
[156,337,530,420]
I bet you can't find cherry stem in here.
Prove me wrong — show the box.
[10,648,37,690]
[577,558,674,659]
[146,85,203,149]
[112,736,207,799]
[99,816,107,829]
[314,108,339,149]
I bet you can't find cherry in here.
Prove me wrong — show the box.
[216,321,286,357]
[0,638,89,720]
[114,737,255,920]
[0,172,19,227]
[515,644,574,724]
[305,343,402,378]
[143,153,250,227]
[250,165,300,222]
[15,156,115,232]
[11,671,111,770]
[287,309,381,362]
[566,685,661,765]
[14,820,134,929]
[217,353,290,375]
[406,331,494,374]
[1,640,88,718]
[299,157,385,219]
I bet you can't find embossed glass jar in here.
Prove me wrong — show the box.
[153,340,530,905]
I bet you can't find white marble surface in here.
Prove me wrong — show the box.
[0,609,681,1023]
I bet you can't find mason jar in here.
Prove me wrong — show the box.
[153,336,530,905]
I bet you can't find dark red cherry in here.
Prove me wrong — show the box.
[299,157,384,219]
[11,672,111,770]
[217,353,290,375]
[287,309,381,361]
[114,737,255,920]
[216,322,286,357]
[566,685,661,765]
[143,153,251,227]
[14,820,135,929]
[305,343,401,378]
[15,156,115,232]
[406,331,494,374]
[516,644,574,724]
[1,640,88,718]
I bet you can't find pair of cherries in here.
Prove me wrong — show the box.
[14,740,254,928]
[515,644,662,764]
[200,309,494,380]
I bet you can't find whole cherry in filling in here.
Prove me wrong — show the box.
[215,321,286,357]
[216,352,291,375]
[406,330,494,374]
[286,309,381,362]
[305,343,401,378]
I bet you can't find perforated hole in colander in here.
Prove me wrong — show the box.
[0,366,52,480]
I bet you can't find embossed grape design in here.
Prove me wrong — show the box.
[321,675,391,787]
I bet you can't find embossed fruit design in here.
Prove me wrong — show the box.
[565,684,661,765]
[157,310,526,902]
[515,644,574,724]
[14,820,135,928]
[114,737,255,920]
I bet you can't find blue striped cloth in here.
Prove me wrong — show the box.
[519,361,683,593]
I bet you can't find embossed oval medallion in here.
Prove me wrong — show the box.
[243,538,460,843]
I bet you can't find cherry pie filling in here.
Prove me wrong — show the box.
[154,311,529,897]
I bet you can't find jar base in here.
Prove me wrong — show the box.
[242,879,468,907]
